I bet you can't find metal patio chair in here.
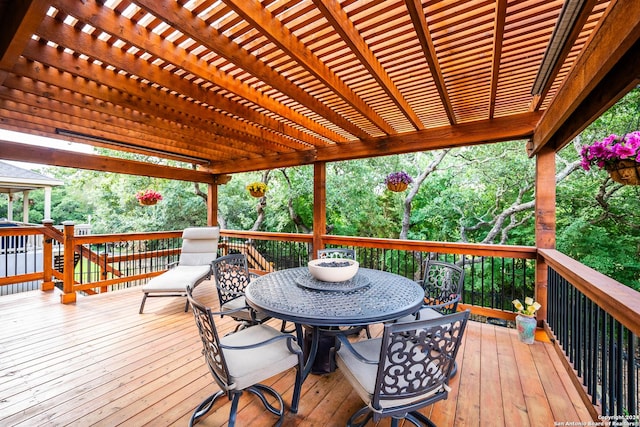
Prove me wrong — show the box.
[212,253,273,332]
[395,259,465,323]
[187,286,303,426]
[336,310,470,427]
[317,248,356,259]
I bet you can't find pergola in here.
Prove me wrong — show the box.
[0,0,638,238]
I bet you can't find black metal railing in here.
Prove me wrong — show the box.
[317,244,536,312]
[547,267,639,418]
[221,235,311,271]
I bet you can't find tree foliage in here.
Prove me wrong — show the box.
[3,89,638,289]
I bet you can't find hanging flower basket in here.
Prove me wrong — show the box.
[581,131,640,185]
[386,182,408,192]
[384,171,413,192]
[605,160,640,185]
[246,182,267,198]
[135,189,163,206]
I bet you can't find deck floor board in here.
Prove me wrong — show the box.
[0,283,594,426]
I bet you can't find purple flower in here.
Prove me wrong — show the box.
[580,131,639,172]
[384,171,413,185]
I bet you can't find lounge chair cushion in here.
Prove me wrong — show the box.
[142,265,211,293]
[178,227,220,266]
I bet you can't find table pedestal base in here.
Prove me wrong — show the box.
[303,326,338,374]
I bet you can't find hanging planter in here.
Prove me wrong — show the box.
[246,182,267,198]
[580,131,640,185]
[135,189,162,206]
[384,171,413,192]
[605,160,640,185]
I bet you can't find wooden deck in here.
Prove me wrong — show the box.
[0,282,594,426]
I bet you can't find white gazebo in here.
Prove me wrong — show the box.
[0,161,63,223]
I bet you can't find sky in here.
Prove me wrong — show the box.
[0,129,94,170]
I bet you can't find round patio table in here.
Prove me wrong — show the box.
[245,267,424,379]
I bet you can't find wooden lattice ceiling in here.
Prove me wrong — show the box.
[0,0,638,179]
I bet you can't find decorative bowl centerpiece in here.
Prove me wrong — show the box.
[308,258,359,282]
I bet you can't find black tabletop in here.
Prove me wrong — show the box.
[245,267,424,327]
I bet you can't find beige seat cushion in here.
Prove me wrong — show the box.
[393,307,442,324]
[336,338,445,409]
[221,296,270,322]
[142,265,211,293]
[219,324,300,390]
[178,227,220,266]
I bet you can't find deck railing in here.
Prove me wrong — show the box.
[2,225,640,420]
[540,249,640,421]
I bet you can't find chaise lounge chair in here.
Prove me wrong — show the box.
[139,226,220,313]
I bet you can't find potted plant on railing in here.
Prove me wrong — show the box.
[384,171,413,192]
[135,189,163,206]
[512,297,541,344]
[580,131,640,185]
[246,182,267,198]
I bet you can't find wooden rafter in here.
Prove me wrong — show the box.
[222,0,397,136]
[313,0,424,131]
[404,0,456,125]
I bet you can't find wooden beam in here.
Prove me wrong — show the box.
[10,53,268,158]
[404,0,457,125]
[531,0,640,154]
[0,0,49,85]
[0,140,217,184]
[530,40,640,154]
[207,112,541,173]
[488,0,507,119]
[0,88,237,162]
[222,0,396,135]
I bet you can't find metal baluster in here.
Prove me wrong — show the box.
[592,305,600,406]
[576,291,583,377]
[627,332,637,415]
[608,314,615,415]
[616,322,624,415]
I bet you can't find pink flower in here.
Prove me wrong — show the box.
[580,132,639,171]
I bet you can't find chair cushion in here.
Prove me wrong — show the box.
[393,307,442,324]
[336,338,445,409]
[182,227,220,240]
[179,227,220,266]
[142,265,211,292]
[221,296,270,322]
[220,324,300,390]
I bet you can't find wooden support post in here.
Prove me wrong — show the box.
[209,174,231,226]
[313,162,326,259]
[208,183,217,226]
[41,219,55,291]
[60,221,76,304]
[534,147,556,325]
